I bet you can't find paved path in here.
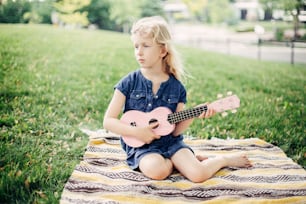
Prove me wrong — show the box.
[171,24,306,65]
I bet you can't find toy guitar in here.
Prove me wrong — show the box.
[120,94,240,147]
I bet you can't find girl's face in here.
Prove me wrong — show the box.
[131,33,166,69]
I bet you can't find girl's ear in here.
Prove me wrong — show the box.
[160,45,168,58]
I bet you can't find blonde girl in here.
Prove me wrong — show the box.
[103,16,251,183]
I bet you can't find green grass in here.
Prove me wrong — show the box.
[233,20,295,32]
[0,24,305,203]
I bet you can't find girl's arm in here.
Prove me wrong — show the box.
[172,102,215,136]
[103,89,129,135]
[172,103,193,136]
[103,89,160,144]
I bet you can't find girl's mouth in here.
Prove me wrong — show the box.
[138,59,145,63]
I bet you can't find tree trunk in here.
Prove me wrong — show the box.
[292,2,301,41]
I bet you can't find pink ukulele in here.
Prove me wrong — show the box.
[120,94,240,147]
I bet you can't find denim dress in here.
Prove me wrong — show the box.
[115,69,193,170]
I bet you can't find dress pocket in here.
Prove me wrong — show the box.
[127,90,146,110]
[161,94,179,112]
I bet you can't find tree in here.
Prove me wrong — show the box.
[140,0,165,18]
[182,0,208,21]
[282,0,305,40]
[259,0,275,20]
[33,0,55,24]
[260,0,306,40]
[53,0,91,27]
[0,0,31,23]
[182,0,235,24]
[206,0,235,24]
[110,0,141,32]
[23,0,55,24]
[80,0,113,30]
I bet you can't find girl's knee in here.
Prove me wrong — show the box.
[139,154,173,180]
[147,167,171,180]
[188,174,209,183]
[183,168,211,183]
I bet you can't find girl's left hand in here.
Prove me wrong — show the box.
[198,103,216,119]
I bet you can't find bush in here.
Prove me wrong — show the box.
[274,28,284,41]
[0,0,31,23]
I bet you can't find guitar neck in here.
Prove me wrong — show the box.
[167,105,207,124]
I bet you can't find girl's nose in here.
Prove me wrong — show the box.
[137,47,143,56]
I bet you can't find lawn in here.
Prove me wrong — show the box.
[0,24,305,203]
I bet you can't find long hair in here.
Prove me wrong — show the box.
[131,16,185,81]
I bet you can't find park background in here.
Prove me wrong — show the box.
[0,0,305,203]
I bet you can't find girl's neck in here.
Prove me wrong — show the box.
[141,68,169,95]
[140,67,169,83]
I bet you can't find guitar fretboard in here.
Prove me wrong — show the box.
[167,105,208,124]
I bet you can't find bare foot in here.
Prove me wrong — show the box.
[196,155,209,161]
[223,153,252,168]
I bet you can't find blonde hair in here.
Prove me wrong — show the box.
[131,16,185,81]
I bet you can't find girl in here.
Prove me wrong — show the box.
[103,16,251,183]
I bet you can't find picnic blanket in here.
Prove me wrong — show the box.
[60,129,306,204]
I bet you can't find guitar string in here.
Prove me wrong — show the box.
[167,96,238,124]
[168,106,207,124]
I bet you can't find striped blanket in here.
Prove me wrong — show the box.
[60,129,306,204]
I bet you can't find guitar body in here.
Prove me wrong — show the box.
[121,107,175,147]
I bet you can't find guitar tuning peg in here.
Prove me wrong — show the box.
[217,93,223,99]
[231,109,237,113]
[227,91,233,96]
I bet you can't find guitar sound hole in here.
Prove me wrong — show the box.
[149,118,159,129]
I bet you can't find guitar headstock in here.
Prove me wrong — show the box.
[209,93,240,114]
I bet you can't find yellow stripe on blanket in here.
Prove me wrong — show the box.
[60,130,306,204]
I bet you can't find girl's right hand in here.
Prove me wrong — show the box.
[134,122,161,144]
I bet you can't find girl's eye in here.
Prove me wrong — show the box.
[134,44,151,49]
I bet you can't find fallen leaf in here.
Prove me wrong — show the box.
[25,178,30,190]
[36,190,47,198]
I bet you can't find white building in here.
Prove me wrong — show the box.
[233,0,264,21]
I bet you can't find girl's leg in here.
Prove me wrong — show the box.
[196,155,209,161]
[139,153,173,180]
[171,148,251,183]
